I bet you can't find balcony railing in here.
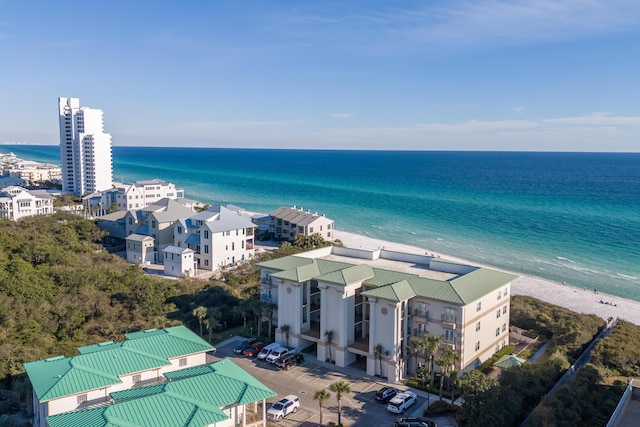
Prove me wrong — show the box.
[441,314,457,329]
[413,309,430,322]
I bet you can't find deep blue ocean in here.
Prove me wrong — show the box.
[3,145,640,301]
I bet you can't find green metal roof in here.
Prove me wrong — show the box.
[257,255,314,271]
[46,359,275,427]
[450,268,518,303]
[316,263,375,285]
[270,258,353,282]
[25,326,214,402]
[361,279,416,302]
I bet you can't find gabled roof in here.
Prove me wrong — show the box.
[46,359,275,427]
[269,206,332,226]
[125,233,153,242]
[25,326,213,402]
[362,279,416,302]
[270,259,353,282]
[316,264,375,285]
[450,268,517,303]
[163,245,194,255]
[257,256,315,271]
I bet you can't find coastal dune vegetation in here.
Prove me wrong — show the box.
[0,213,639,427]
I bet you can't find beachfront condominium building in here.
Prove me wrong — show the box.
[268,206,334,241]
[258,246,517,382]
[24,325,275,427]
[58,97,113,196]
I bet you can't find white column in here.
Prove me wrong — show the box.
[293,284,302,335]
[339,291,348,347]
[369,299,376,354]
[262,399,266,427]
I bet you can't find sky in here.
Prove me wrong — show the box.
[1,0,640,151]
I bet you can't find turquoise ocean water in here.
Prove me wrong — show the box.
[3,145,640,301]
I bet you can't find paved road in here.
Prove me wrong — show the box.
[212,337,440,427]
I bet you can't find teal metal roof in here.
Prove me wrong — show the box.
[47,359,275,427]
[25,326,214,402]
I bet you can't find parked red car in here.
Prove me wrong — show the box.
[242,342,266,358]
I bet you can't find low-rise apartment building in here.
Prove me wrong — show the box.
[258,246,516,382]
[0,186,55,220]
[24,326,275,427]
[173,205,257,271]
[268,206,334,241]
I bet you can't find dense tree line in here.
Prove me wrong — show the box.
[0,214,182,385]
[458,296,640,426]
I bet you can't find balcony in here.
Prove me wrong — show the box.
[413,309,430,322]
[300,321,321,340]
[441,314,457,329]
[347,336,370,354]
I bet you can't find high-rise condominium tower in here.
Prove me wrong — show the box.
[58,97,113,196]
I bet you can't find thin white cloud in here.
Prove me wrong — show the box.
[181,120,304,130]
[512,106,526,113]
[269,1,640,52]
[329,113,355,119]
[544,113,640,126]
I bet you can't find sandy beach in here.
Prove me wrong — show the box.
[333,230,640,326]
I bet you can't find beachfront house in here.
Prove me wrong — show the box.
[122,198,196,260]
[24,326,275,427]
[173,205,257,271]
[267,206,334,241]
[258,246,516,382]
[126,233,155,264]
[0,186,55,221]
[83,179,188,214]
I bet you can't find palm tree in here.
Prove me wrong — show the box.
[266,302,278,340]
[423,334,442,387]
[329,380,351,427]
[249,300,266,338]
[192,306,207,337]
[408,339,425,374]
[313,389,331,426]
[324,330,334,363]
[281,324,291,347]
[374,344,389,377]
[204,307,221,343]
[436,346,459,401]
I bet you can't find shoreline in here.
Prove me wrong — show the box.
[333,229,640,326]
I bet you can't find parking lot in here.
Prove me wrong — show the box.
[211,337,446,427]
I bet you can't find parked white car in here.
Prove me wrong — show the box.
[267,395,300,421]
[265,347,292,364]
[257,342,281,360]
[387,391,417,414]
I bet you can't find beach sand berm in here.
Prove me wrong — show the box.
[333,230,640,326]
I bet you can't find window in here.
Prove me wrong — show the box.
[204,230,209,239]
[236,230,239,236]
[232,242,235,250]
[241,240,244,249]
[320,225,323,231]
[502,323,507,332]
[497,291,502,300]
[177,226,182,234]
[496,309,501,319]
[503,288,508,297]
[502,305,507,314]
[328,223,332,229]
[475,341,480,351]
[476,321,481,332]
[133,374,141,383]
[77,394,87,405]
[309,227,314,233]
[496,328,500,337]
[204,245,209,254]
[179,358,187,367]
[476,302,481,312]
